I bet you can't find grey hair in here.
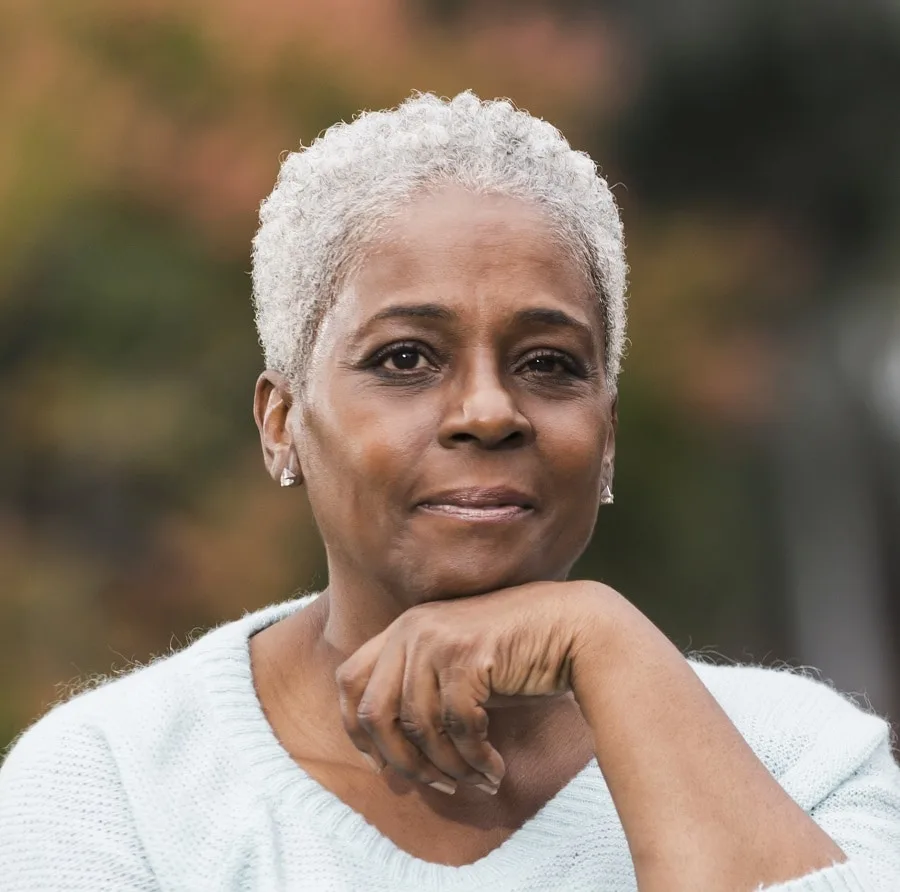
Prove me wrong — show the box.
[252,90,628,391]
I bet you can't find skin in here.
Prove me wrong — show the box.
[251,186,846,889]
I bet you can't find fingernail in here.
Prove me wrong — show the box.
[361,753,382,773]
[475,783,499,796]
[484,773,503,787]
[428,781,457,796]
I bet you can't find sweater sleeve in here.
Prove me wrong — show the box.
[0,710,159,892]
[760,731,900,891]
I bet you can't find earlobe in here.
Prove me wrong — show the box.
[601,395,617,505]
[601,453,616,505]
[279,467,302,488]
[600,456,615,506]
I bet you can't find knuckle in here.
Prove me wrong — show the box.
[339,708,361,735]
[470,708,489,736]
[356,700,392,732]
[398,715,429,748]
[386,745,428,781]
[393,762,421,782]
[398,708,443,749]
[441,705,470,738]
[442,704,488,739]
[335,666,360,696]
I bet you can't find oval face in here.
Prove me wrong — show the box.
[294,185,616,602]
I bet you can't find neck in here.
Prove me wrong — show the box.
[318,573,414,657]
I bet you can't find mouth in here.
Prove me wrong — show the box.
[415,487,535,522]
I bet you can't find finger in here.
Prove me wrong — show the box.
[355,641,459,793]
[439,665,506,785]
[336,631,391,772]
[399,656,497,794]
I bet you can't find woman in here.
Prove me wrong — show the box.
[1,91,898,891]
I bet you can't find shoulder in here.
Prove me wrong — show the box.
[1,612,226,806]
[686,657,889,737]
[688,658,894,807]
[688,659,900,882]
[0,657,168,889]
[3,594,309,777]
[4,619,222,773]
[0,597,310,889]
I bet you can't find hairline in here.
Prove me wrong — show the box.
[291,183,614,397]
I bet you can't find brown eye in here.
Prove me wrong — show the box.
[522,351,580,376]
[383,347,427,371]
[526,355,563,374]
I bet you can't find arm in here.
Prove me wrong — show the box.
[335,579,899,890]
[571,593,900,891]
[0,712,159,892]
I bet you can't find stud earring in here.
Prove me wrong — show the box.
[280,467,300,488]
[600,485,614,505]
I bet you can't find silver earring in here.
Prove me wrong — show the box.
[279,467,299,488]
[600,485,614,505]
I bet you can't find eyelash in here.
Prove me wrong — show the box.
[522,349,583,377]
[368,342,586,379]
[370,341,437,373]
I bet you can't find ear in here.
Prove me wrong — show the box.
[253,370,303,485]
[603,393,618,489]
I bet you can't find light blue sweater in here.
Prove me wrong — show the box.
[1,593,899,891]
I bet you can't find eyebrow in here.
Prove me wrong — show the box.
[361,303,457,330]
[354,302,595,343]
[511,307,595,342]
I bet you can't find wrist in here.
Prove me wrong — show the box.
[566,582,672,724]
[567,581,627,695]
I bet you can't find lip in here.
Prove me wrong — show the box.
[416,487,536,510]
[416,503,532,523]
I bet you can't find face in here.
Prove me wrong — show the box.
[256,186,616,604]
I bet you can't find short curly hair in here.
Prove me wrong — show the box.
[252,90,628,391]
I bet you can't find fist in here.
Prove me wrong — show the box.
[335,579,607,795]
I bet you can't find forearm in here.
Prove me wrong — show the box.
[571,590,845,892]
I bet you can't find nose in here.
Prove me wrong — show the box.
[437,358,533,450]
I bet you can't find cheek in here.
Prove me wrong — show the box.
[536,406,609,500]
[301,393,426,506]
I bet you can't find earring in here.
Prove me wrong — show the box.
[600,485,614,505]
[279,467,300,488]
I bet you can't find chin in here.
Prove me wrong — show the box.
[411,556,558,603]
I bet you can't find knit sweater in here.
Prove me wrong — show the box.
[1,594,899,891]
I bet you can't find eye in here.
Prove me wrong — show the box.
[521,350,581,377]
[383,348,425,371]
[525,355,564,374]
[374,343,434,373]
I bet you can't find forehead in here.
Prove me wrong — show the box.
[335,186,598,329]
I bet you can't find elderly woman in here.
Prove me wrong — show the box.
[1,92,898,892]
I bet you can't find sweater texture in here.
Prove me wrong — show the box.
[1,593,899,891]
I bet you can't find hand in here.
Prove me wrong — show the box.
[335,579,610,795]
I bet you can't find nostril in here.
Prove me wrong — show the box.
[449,430,525,448]
[493,430,526,450]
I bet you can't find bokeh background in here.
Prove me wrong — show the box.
[3,0,900,753]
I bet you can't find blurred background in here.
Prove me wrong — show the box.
[2,0,900,753]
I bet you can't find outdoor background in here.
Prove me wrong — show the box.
[2,0,900,753]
